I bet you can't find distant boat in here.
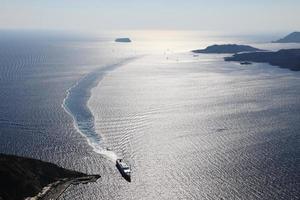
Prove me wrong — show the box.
[116,159,131,182]
[240,61,252,65]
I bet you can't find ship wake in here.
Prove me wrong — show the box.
[62,58,137,162]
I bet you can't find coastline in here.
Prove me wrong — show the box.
[27,176,100,200]
[224,49,300,71]
[0,153,100,200]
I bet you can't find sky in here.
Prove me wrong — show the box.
[0,0,300,34]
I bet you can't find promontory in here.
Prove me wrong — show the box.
[225,49,300,71]
[0,153,100,200]
[192,44,263,54]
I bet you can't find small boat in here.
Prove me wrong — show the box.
[240,61,252,65]
[116,159,131,182]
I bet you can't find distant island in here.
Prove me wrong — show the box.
[273,32,300,43]
[225,49,300,71]
[192,44,263,54]
[115,38,132,43]
[0,153,100,200]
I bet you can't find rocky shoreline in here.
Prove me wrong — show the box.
[225,49,300,71]
[192,44,263,54]
[0,153,100,200]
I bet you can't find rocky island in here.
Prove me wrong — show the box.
[273,32,300,43]
[225,49,300,71]
[192,44,263,54]
[115,38,132,43]
[0,153,100,200]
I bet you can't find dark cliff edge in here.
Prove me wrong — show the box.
[0,153,100,200]
[273,32,300,43]
[225,49,300,71]
[192,44,263,54]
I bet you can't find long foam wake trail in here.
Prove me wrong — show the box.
[62,58,137,162]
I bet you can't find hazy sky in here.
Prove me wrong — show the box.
[1,0,300,33]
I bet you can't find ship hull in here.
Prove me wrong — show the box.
[116,164,131,182]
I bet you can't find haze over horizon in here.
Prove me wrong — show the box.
[1,0,300,34]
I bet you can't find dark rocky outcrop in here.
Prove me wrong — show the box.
[192,44,263,54]
[225,49,300,71]
[0,153,100,200]
[115,38,131,43]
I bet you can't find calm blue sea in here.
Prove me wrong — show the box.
[0,30,299,200]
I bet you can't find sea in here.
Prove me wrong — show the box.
[0,30,299,200]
